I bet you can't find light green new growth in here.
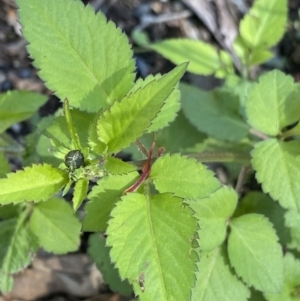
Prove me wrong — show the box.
[104,157,137,174]
[189,187,238,251]
[239,0,287,49]
[0,90,47,133]
[97,63,187,153]
[150,153,221,199]
[246,70,300,136]
[192,247,250,301]
[151,39,233,77]
[17,0,135,112]
[82,172,139,231]
[72,178,88,211]
[0,164,69,204]
[30,197,81,254]
[107,193,197,301]
[228,214,283,293]
[251,139,300,212]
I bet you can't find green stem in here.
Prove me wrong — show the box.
[281,125,300,139]
[64,99,82,150]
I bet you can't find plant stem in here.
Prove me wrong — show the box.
[281,124,300,139]
[235,164,250,196]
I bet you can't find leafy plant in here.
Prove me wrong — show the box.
[0,0,299,301]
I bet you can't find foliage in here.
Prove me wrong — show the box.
[0,0,299,300]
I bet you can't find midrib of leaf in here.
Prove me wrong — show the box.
[33,4,110,101]
[198,249,218,300]
[146,193,167,300]
[231,223,278,287]
[35,207,77,245]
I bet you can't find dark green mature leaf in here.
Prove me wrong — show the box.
[88,234,132,296]
[251,139,300,212]
[264,253,300,301]
[192,247,250,301]
[0,214,39,293]
[151,39,233,77]
[0,164,68,204]
[97,63,187,153]
[82,172,139,231]
[150,153,221,199]
[181,83,249,141]
[30,197,81,254]
[246,70,300,136]
[228,214,283,293]
[235,192,290,246]
[189,187,238,251]
[0,91,47,133]
[285,210,300,251]
[17,0,135,112]
[239,0,287,49]
[107,193,197,301]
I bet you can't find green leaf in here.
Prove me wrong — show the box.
[30,197,81,254]
[97,63,187,153]
[128,74,181,133]
[0,213,39,293]
[104,157,137,174]
[0,90,47,133]
[0,272,13,294]
[150,153,221,199]
[285,210,300,251]
[228,214,283,293]
[107,193,197,301]
[188,187,238,251]
[0,164,68,205]
[239,0,287,49]
[88,234,132,296]
[248,49,274,66]
[0,153,10,178]
[151,39,233,77]
[0,204,21,220]
[44,109,96,149]
[17,0,135,112]
[264,253,300,301]
[246,70,300,136]
[235,192,290,246]
[181,83,249,141]
[251,139,300,211]
[82,171,139,231]
[72,178,88,211]
[192,247,250,301]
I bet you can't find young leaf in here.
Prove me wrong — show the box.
[192,247,250,301]
[150,153,221,199]
[132,74,182,133]
[107,193,197,301]
[82,171,139,231]
[246,70,300,136]
[264,253,300,301]
[88,234,132,296]
[228,214,283,293]
[0,91,47,133]
[0,164,68,205]
[72,178,89,211]
[97,63,187,153]
[284,210,300,251]
[151,39,233,77]
[0,215,39,293]
[181,83,249,141]
[30,197,81,254]
[188,187,238,251]
[104,157,137,174]
[0,153,10,178]
[251,139,300,211]
[239,0,287,49]
[17,0,135,112]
